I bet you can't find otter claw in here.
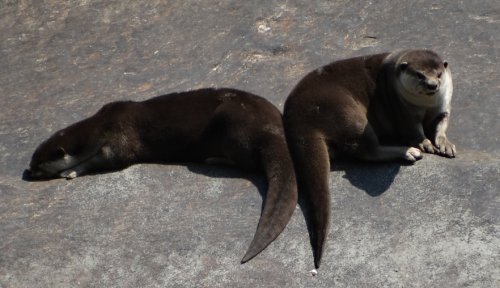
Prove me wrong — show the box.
[435,136,456,158]
[418,139,436,154]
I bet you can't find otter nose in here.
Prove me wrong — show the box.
[23,168,38,180]
[425,81,438,90]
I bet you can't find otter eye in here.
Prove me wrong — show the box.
[52,147,66,159]
[416,73,425,80]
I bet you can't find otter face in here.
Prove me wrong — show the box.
[396,51,450,107]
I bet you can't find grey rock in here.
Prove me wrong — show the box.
[0,1,498,287]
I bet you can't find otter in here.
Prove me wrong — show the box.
[283,50,456,269]
[27,88,298,264]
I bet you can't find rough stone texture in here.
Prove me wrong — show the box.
[0,1,499,287]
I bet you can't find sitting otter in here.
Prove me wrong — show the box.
[283,50,455,269]
[28,88,298,264]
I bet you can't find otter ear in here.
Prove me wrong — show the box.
[443,61,448,69]
[400,62,408,71]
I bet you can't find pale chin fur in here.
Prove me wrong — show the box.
[396,70,451,108]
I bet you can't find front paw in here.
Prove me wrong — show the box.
[418,139,436,154]
[60,170,77,179]
[404,147,423,163]
[435,136,456,158]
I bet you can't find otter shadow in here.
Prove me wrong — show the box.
[22,166,132,182]
[334,159,402,197]
[23,162,270,213]
[186,163,269,209]
[23,162,268,200]
[297,159,404,266]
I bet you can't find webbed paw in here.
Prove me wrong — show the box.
[418,139,436,154]
[60,170,77,179]
[404,147,423,163]
[435,136,456,158]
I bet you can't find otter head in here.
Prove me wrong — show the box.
[28,129,79,179]
[28,122,104,180]
[396,50,449,107]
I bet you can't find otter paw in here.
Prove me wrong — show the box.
[418,139,436,154]
[404,147,423,163]
[60,170,77,179]
[435,136,456,158]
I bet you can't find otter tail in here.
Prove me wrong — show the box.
[241,136,298,263]
[288,135,331,269]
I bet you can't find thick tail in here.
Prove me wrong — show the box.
[241,136,298,263]
[288,135,331,269]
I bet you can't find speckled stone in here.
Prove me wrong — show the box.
[0,1,498,287]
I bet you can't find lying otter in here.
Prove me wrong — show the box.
[283,50,455,269]
[28,88,298,264]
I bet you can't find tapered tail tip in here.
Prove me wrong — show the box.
[240,246,260,264]
[314,255,322,269]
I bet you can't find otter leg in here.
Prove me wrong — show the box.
[405,121,436,155]
[362,146,423,163]
[357,125,423,163]
[428,113,456,158]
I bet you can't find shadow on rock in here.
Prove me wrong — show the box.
[186,163,268,210]
[23,161,270,214]
[21,166,128,182]
[296,159,403,267]
[336,160,401,197]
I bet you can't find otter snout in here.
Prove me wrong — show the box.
[27,158,63,179]
[28,167,48,179]
[24,167,52,180]
[424,79,440,93]
[425,82,438,90]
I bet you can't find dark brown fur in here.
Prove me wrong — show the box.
[28,88,298,264]
[283,50,455,268]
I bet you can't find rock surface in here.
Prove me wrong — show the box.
[1,1,498,287]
